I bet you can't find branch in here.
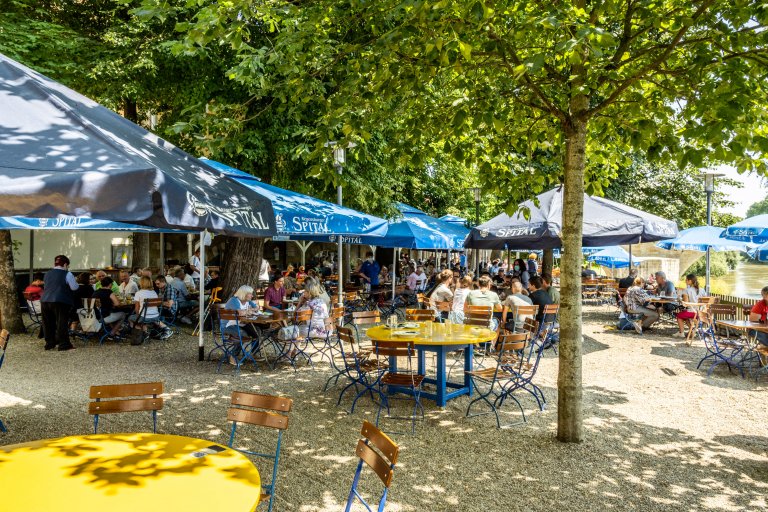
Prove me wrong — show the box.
[586,0,716,118]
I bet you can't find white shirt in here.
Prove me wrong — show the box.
[189,255,201,279]
[259,259,271,281]
[119,280,139,296]
[183,274,196,291]
[451,288,470,314]
[134,289,160,319]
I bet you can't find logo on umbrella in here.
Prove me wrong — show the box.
[186,192,270,230]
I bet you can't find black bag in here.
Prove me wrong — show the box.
[127,327,145,346]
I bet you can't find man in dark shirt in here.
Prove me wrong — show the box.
[358,251,381,291]
[528,276,554,324]
[41,255,78,351]
[618,269,638,290]
[581,265,597,279]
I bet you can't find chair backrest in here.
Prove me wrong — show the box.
[542,304,559,318]
[218,309,240,322]
[352,310,381,325]
[699,296,719,304]
[512,305,537,318]
[355,420,399,488]
[433,300,452,313]
[330,305,345,322]
[88,381,164,433]
[394,285,406,295]
[463,305,492,327]
[138,298,163,320]
[710,304,736,320]
[344,291,360,302]
[742,304,754,318]
[228,392,293,431]
[374,340,415,358]
[293,309,313,323]
[405,309,433,321]
[494,331,528,353]
[523,318,540,338]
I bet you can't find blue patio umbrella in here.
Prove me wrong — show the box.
[439,214,468,226]
[657,225,755,252]
[202,159,388,239]
[587,246,639,269]
[0,216,192,232]
[748,242,768,262]
[721,214,768,244]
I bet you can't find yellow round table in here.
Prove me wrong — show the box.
[367,322,495,406]
[0,433,261,512]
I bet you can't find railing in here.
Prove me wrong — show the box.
[711,293,759,320]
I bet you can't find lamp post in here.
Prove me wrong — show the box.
[325,141,356,306]
[703,171,724,293]
[471,186,481,277]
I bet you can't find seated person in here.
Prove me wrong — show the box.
[528,276,554,324]
[674,274,701,338]
[406,266,428,295]
[429,269,454,317]
[618,269,638,290]
[204,269,221,291]
[379,266,392,285]
[492,268,507,286]
[94,270,120,294]
[24,273,45,315]
[503,281,534,332]
[624,277,659,332]
[581,265,597,279]
[296,279,330,338]
[466,275,502,329]
[222,285,261,339]
[171,268,199,323]
[654,271,678,314]
[283,271,299,298]
[118,270,139,296]
[296,266,308,280]
[449,276,472,323]
[129,276,172,339]
[264,276,287,312]
[92,276,126,336]
[155,276,179,322]
[749,285,768,346]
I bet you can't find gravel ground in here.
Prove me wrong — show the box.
[1,306,766,511]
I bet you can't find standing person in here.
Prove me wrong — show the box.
[40,255,78,351]
[674,274,701,338]
[527,253,538,276]
[189,247,202,284]
[356,251,381,292]
[258,257,271,285]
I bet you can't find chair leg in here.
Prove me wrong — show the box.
[0,418,7,432]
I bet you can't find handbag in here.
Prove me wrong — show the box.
[77,299,101,333]
[127,327,145,346]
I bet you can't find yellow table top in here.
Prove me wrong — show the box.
[0,433,261,512]
[367,322,495,346]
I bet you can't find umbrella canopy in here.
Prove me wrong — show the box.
[657,225,755,252]
[721,214,768,244]
[202,159,388,239]
[748,241,768,262]
[287,203,469,249]
[438,214,468,226]
[0,215,193,233]
[464,187,678,250]
[0,53,275,236]
[587,246,639,269]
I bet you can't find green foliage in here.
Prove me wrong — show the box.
[605,156,742,229]
[683,251,740,277]
[746,193,768,217]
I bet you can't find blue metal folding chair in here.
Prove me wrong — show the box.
[0,329,9,432]
[88,382,164,433]
[23,292,43,336]
[227,392,293,512]
[696,310,748,378]
[217,309,265,375]
[332,327,387,413]
[345,420,399,512]
[374,340,425,435]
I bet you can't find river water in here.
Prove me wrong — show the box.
[715,262,767,299]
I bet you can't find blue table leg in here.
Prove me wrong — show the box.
[418,348,426,376]
[464,344,474,396]
[435,345,447,407]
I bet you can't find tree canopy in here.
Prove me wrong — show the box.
[746,192,768,217]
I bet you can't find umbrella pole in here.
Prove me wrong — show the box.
[28,231,34,283]
[198,230,206,362]
[159,233,165,273]
[392,248,397,300]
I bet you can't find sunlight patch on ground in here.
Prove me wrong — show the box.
[0,391,33,407]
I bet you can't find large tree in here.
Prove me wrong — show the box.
[145,0,768,441]
[746,193,768,217]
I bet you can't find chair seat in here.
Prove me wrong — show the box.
[466,367,516,381]
[381,372,424,387]
[224,334,256,343]
[348,360,387,374]
[756,345,768,356]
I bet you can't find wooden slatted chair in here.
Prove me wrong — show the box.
[273,309,313,370]
[582,279,600,304]
[330,327,387,413]
[216,309,264,374]
[537,304,561,354]
[405,308,434,322]
[501,304,537,333]
[227,392,293,512]
[374,340,425,434]
[0,329,9,432]
[350,310,381,353]
[88,382,163,434]
[345,421,399,512]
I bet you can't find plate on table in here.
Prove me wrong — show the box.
[393,330,420,336]
[400,322,419,329]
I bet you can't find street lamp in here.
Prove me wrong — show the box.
[325,141,356,306]
[702,170,724,293]
[471,186,482,276]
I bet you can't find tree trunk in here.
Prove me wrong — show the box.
[0,230,25,334]
[132,233,150,269]
[542,248,554,276]
[557,111,588,443]
[123,98,138,123]
[220,237,265,299]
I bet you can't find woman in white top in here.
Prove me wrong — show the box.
[430,269,454,319]
[130,276,171,337]
[449,275,473,323]
[223,285,261,338]
[674,274,701,337]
